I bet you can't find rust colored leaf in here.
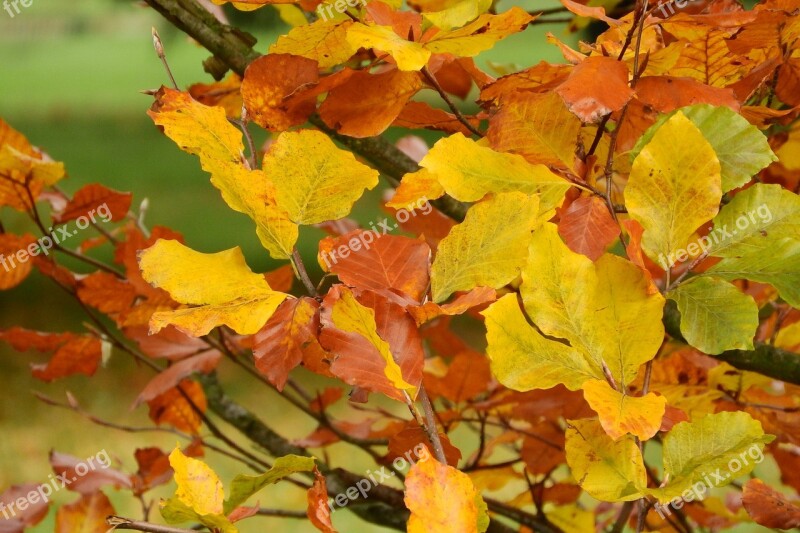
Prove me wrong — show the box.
[242,53,320,131]
[54,492,115,533]
[253,297,320,391]
[264,263,295,293]
[320,286,424,401]
[393,101,481,135]
[49,451,132,495]
[55,183,132,223]
[320,230,431,303]
[555,56,634,123]
[320,69,423,138]
[147,379,207,435]
[558,196,619,261]
[388,423,461,467]
[0,328,102,382]
[135,350,222,406]
[307,467,337,533]
[635,76,740,112]
[77,272,138,317]
[424,350,492,403]
[742,478,800,529]
[0,233,36,290]
[189,74,243,120]
[521,422,566,475]
[130,447,173,496]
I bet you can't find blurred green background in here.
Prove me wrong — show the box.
[0,1,582,531]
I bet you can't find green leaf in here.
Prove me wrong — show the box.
[632,105,777,192]
[565,418,647,502]
[224,455,315,514]
[648,411,774,503]
[668,276,758,354]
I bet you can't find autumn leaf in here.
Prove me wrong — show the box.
[55,183,132,223]
[405,446,489,533]
[307,467,337,533]
[225,455,315,513]
[147,379,207,435]
[0,233,36,290]
[0,327,103,382]
[270,19,356,69]
[742,478,800,529]
[262,130,379,225]
[555,56,634,123]
[55,492,115,533]
[431,192,539,303]
[139,239,289,336]
[582,380,666,441]
[557,196,619,261]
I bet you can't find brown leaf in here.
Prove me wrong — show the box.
[742,478,800,529]
[130,447,172,496]
[635,76,740,112]
[242,53,320,131]
[556,56,634,123]
[54,492,115,533]
[320,69,423,138]
[424,351,492,403]
[55,183,132,223]
[520,422,566,475]
[320,230,431,303]
[557,196,619,261]
[124,325,209,361]
[135,350,222,406]
[49,451,132,495]
[393,101,481,136]
[146,379,207,434]
[77,272,138,317]
[253,297,320,391]
[307,467,337,533]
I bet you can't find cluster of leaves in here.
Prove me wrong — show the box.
[2,0,800,531]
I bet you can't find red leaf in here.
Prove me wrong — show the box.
[387,423,461,467]
[307,467,337,533]
[134,350,222,406]
[742,478,800,529]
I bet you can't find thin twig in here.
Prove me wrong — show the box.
[107,516,196,533]
[291,247,319,297]
[417,385,447,464]
[421,67,483,138]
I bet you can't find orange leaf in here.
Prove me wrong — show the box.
[55,183,132,223]
[0,233,36,290]
[320,69,423,138]
[135,350,222,406]
[253,297,320,391]
[147,379,207,434]
[558,196,619,261]
[54,492,115,533]
[388,423,462,467]
[405,446,487,533]
[742,478,800,529]
[189,74,243,120]
[77,272,138,317]
[555,56,634,123]
[0,327,102,382]
[242,53,320,131]
[319,230,431,303]
[424,350,492,403]
[307,467,337,533]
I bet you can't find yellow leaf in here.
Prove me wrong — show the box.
[330,286,415,394]
[270,19,356,69]
[483,294,602,391]
[412,133,570,220]
[262,130,379,225]
[431,192,539,303]
[139,239,289,336]
[169,446,225,517]
[387,168,445,210]
[405,447,488,533]
[422,0,492,31]
[624,111,722,267]
[424,7,534,57]
[148,88,297,259]
[346,23,431,71]
[565,418,647,502]
[521,223,665,386]
[582,379,667,441]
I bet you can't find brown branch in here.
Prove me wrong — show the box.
[107,516,197,533]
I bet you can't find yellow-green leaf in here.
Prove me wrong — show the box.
[624,111,722,266]
[414,133,569,220]
[422,0,492,31]
[565,418,647,502]
[582,379,667,441]
[431,192,539,303]
[168,446,224,516]
[648,411,774,502]
[346,23,431,71]
[262,130,379,225]
[225,455,315,513]
[270,19,356,69]
[521,223,665,386]
[668,276,758,354]
[483,294,601,392]
[424,7,534,57]
[139,239,289,336]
